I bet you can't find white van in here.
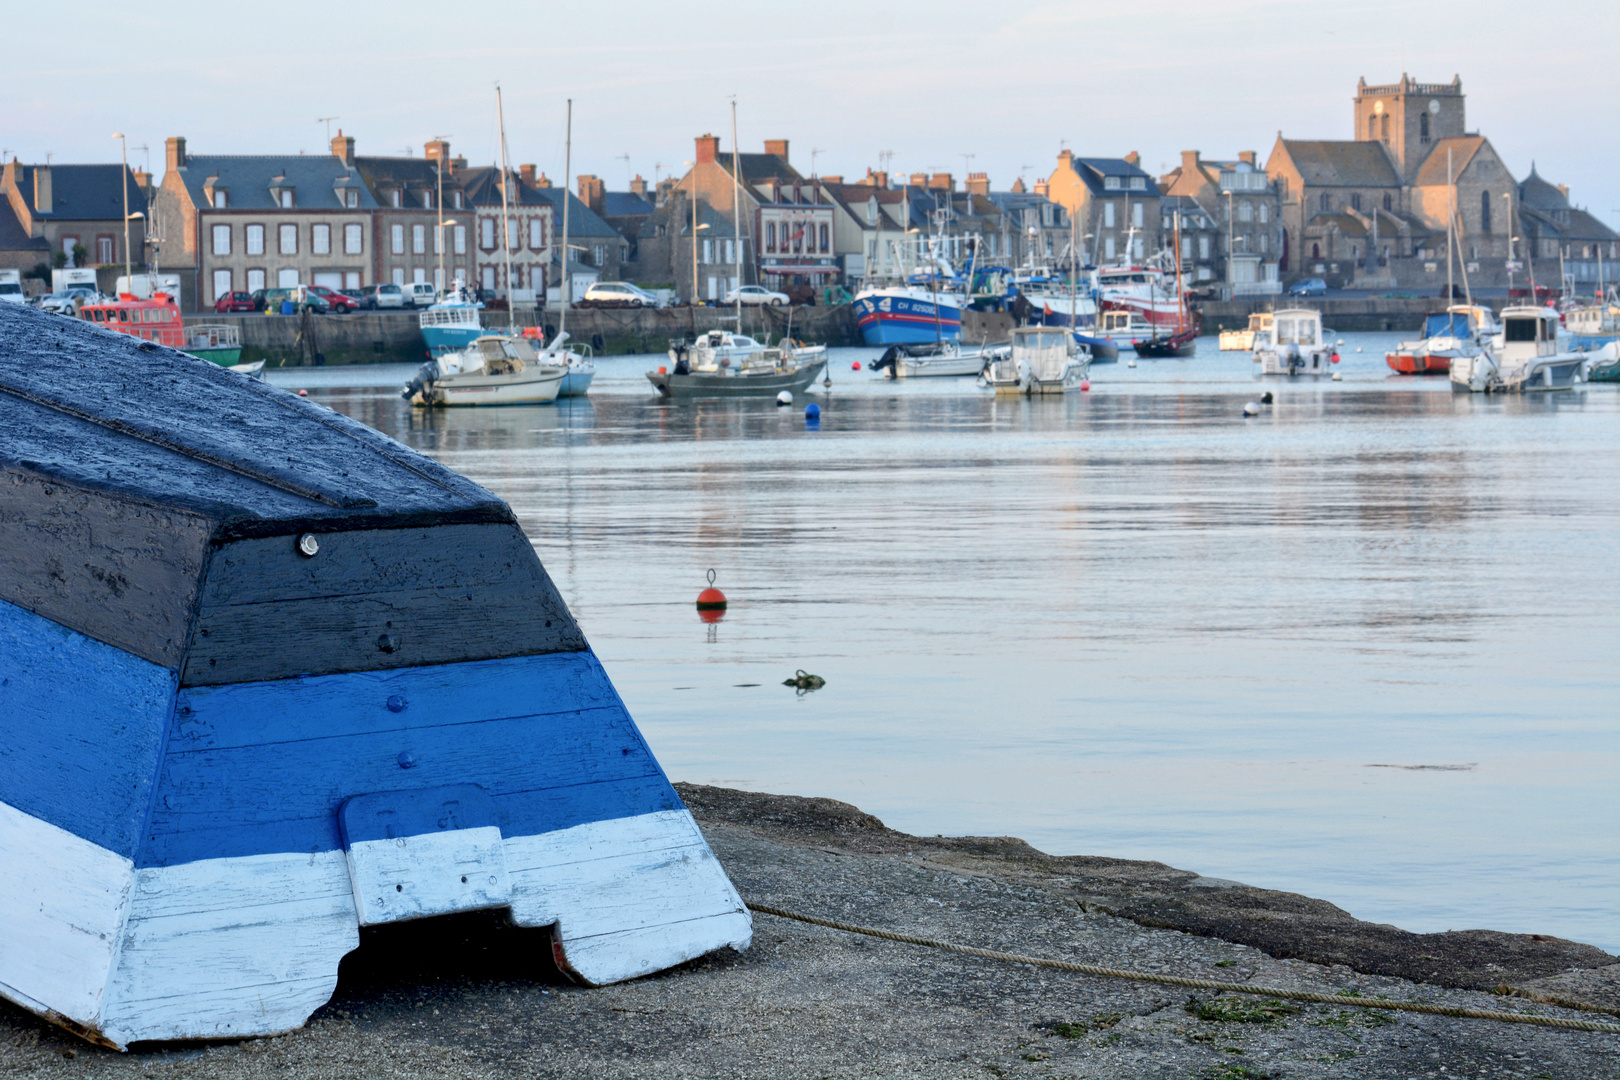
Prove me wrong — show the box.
[0,270,23,305]
[402,282,437,307]
[114,273,182,300]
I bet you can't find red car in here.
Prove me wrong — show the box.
[214,291,256,313]
[306,285,354,314]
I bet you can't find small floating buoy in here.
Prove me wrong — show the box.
[776,391,793,406]
[1336,339,1345,346]
[697,569,726,623]
[851,361,861,371]
[783,669,825,692]
[298,389,308,396]
[1260,391,1274,404]
[804,403,820,419]
[1080,379,1090,391]
[1127,359,1137,368]
[1331,353,1340,364]
[657,365,667,374]
[1243,401,1261,417]
[1331,371,1343,381]
[1355,347,1363,353]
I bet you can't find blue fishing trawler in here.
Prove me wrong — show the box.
[0,303,749,1049]
[853,284,965,345]
[417,284,486,357]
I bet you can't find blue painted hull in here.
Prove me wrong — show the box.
[855,296,962,346]
[422,324,486,358]
[558,369,594,397]
[1570,333,1620,351]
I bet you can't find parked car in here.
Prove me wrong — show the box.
[214,291,256,313]
[251,287,330,314]
[581,281,659,308]
[339,288,367,307]
[725,284,789,307]
[1286,277,1327,297]
[306,285,355,314]
[358,283,406,310]
[401,281,437,307]
[39,288,99,314]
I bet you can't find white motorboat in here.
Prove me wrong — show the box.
[1451,306,1587,393]
[674,329,770,368]
[870,340,999,378]
[1095,308,1158,350]
[1220,312,1272,351]
[1254,308,1336,375]
[402,333,566,406]
[980,325,1090,395]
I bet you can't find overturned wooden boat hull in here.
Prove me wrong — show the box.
[0,303,750,1049]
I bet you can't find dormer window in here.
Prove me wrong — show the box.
[1129,177,1145,191]
[422,190,433,209]
[269,176,293,208]
[453,191,464,209]
[1104,176,1121,191]
[345,189,359,208]
[212,188,228,208]
[391,189,402,208]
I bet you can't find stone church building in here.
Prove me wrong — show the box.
[1266,75,1612,291]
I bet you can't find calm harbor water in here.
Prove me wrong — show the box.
[274,335,1620,952]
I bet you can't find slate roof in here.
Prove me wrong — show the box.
[1516,164,1568,211]
[1062,156,1159,196]
[1277,140,1400,187]
[172,155,379,211]
[14,164,143,221]
[718,152,805,185]
[0,201,48,255]
[354,156,465,193]
[1409,137,1486,188]
[1520,205,1617,244]
[458,166,553,208]
[822,183,908,231]
[533,187,619,239]
[600,192,653,218]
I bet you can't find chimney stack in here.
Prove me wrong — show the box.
[966,172,989,196]
[1058,149,1074,169]
[929,172,954,192]
[1033,179,1049,196]
[764,139,789,162]
[629,174,647,197]
[519,164,536,185]
[1238,150,1257,166]
[424,139,452,171]
[1180,150,1201,175]
[578,174,604,213]
[1125,150,1140,168]
[1010,176,1027,194]
[909,173,927,188]
[695,134,719,165]
[534,172,552,188]
[331,130,355,167]
[166,136,186,173]
[33,165,52,213]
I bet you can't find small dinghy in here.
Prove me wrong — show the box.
[0,303,750,1049]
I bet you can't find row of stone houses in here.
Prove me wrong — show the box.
[0,160,147,277]
[136,133,624,311]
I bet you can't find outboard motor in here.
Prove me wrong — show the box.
[1283,343,1303,375]
[671,341,691,376]
[869,345,902,374]
[401,358,442,400]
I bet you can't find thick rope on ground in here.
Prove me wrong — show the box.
[746,902,1620,1036]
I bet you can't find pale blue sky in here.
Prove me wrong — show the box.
[7,1,1617,227]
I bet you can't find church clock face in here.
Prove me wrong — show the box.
[1373,101,1384,115]
[1429,100,1440,114]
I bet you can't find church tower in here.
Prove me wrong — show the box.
[1354,74,1466,180]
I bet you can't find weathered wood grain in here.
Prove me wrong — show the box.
[0,799,133,1031]
[506,810,752,986]
[101,850,358,1048]
[0,470,210,671]
[0,599,174,856]
[181,523,584,685]
[346,827,511,926]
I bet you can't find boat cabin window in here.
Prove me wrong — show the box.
[1503,318,1541,343]
[1275,317,1317,345]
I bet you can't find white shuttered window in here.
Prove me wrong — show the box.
[312,224,331,255]
[344,223,363,254]
[279,224,297,254]
[211,224,230,255]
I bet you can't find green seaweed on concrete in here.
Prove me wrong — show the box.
[1188,996,1299,1024]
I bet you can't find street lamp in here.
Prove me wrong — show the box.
[1225,190,1234,296]
[113,133,130,286]
[437,219,459,295]
[692,222,710,306]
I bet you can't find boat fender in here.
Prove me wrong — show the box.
[775,391,793,406]
[591,332,604,351]
[1260,391,1274,404]
[1243,401,1261,417]
[1330,353,1340,364]
[1079,380,1090,391]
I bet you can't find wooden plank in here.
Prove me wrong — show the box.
[0,599,174,857]
[181,523,584,685]
[0,799,134,1031]
[142,653,682,867]
[346,827,511,925]
[505,809,752,986]
[0,469,210,670]
[101,850,358,1048]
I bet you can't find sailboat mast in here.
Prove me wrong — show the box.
[560,98,572,341]
[495,85,517,333]
[1068,195,1076,332]
[731,99,742,332]
[1446,149,1455,303]
[1172,210,1184,334]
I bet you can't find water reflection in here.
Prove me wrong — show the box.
[278,338,1620,951]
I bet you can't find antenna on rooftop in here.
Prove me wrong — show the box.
[811,147,823,178]
[616,153,631,187]
[317,116,339,141]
